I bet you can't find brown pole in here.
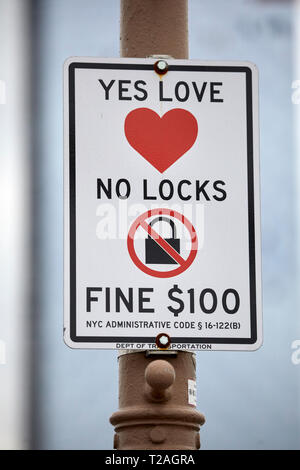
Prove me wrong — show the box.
[110,0,205,450]
[120,0,188,59]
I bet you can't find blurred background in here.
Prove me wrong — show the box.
[0,0,300,450]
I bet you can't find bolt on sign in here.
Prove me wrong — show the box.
[64,57,262,351]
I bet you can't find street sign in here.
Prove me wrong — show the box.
[64,57,262,351]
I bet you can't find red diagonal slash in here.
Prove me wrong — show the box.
[127,208,198,278]
[139,219,186,266]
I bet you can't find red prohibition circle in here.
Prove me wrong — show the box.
[127,208,198,278]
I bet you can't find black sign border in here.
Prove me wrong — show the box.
[68,62,258,346]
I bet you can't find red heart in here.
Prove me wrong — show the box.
[124,108,198,173]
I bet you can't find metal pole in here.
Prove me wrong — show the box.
[110,0,205,450]
[120,0,188,59]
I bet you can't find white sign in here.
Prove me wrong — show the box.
[64,57,262,351]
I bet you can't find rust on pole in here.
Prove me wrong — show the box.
[110,0,205,450]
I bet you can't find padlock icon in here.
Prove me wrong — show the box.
[145,216,180,264]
